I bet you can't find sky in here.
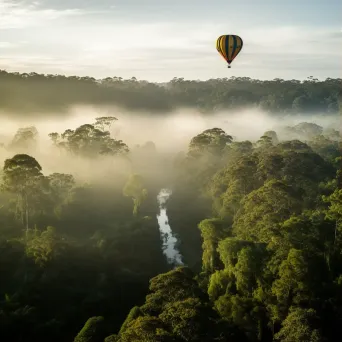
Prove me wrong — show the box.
[0,0,341,81]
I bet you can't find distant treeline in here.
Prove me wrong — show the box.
[0,70,341,115]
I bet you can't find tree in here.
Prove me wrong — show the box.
[48,173,75,195]
[271,249,310,321]
[293,122,323,139]
[94,116,118,132]
[274,308,321,342]
[276,140,312,153]
[117,266,243,342]
[209,155,260,220]
[8,126,39,152]
[159,297,225,342]
[74,316,106,342]
[117,316,176,342]
[232,180,303,243]
[263,131,279,145]
[99,138,129,156]
[119,307,143,335]
[123,174,148,216]
[229,141,254,160]
[141,267,205,315]
[256,135,273,149]
[188,128,233,158]
[26,226,67,266]
[2,154,43,234]
[292,95,309,112]
[48,132,60,145]
[0,71,340,115]
[324,188,342,246]
[308,135,340,162]
[198,218,227,273]
[214,294,266,341]
[50,123,129,157]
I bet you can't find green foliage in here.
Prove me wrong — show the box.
[174,121,341,341]
[74,316,106,342]
[123,174,148,216]
[117,316,175,342]
[271,249,310,321]
[2,154,43,193]
[233,180,303,242]
[104,335,119,342]
[49,123,129,157]
[0,148,168,342]
[26,226,66,266]
[207,269,233,300]
[0,79,340,342]
[159,297,219,341]
[119,306,143,334]
[2,154,44,231]
[141,267,204,316]
[198,218,227,273]
[214,294,266,341]
[116,267,245,341]
[274,308,322,342]
[0,71,340,115]
[188,128,233,158]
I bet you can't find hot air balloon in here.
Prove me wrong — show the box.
[216,35,243,68]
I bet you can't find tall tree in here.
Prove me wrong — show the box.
[2,154,43,234]
[8,126,39,152]
[188,128,233,158]
[123,174,148,216]
[198,218,227,273]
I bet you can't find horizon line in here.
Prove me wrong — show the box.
[0,69,340,83]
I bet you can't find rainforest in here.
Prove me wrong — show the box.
[0,72,341,342]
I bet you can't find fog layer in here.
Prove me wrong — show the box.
[0,105,338,155]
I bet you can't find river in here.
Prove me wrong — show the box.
[156,189,183,266]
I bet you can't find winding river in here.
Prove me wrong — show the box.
[156,189,183,266]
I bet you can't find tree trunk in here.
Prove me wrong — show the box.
[133,198,139,216]
[26,192,29,234]
[19,193,24,226]
[22,191,29,238]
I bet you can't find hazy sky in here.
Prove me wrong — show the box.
[0,0,341,81]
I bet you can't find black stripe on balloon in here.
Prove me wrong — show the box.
[225,36,229,63]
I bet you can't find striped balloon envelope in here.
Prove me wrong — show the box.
[216,35,243,68]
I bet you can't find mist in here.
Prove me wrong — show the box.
[1,105,338,153]
[0,106,338,187]
[0,105,337,205]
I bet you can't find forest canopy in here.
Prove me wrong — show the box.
[0,70,341,115]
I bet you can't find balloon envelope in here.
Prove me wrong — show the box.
[216,35,243,66]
